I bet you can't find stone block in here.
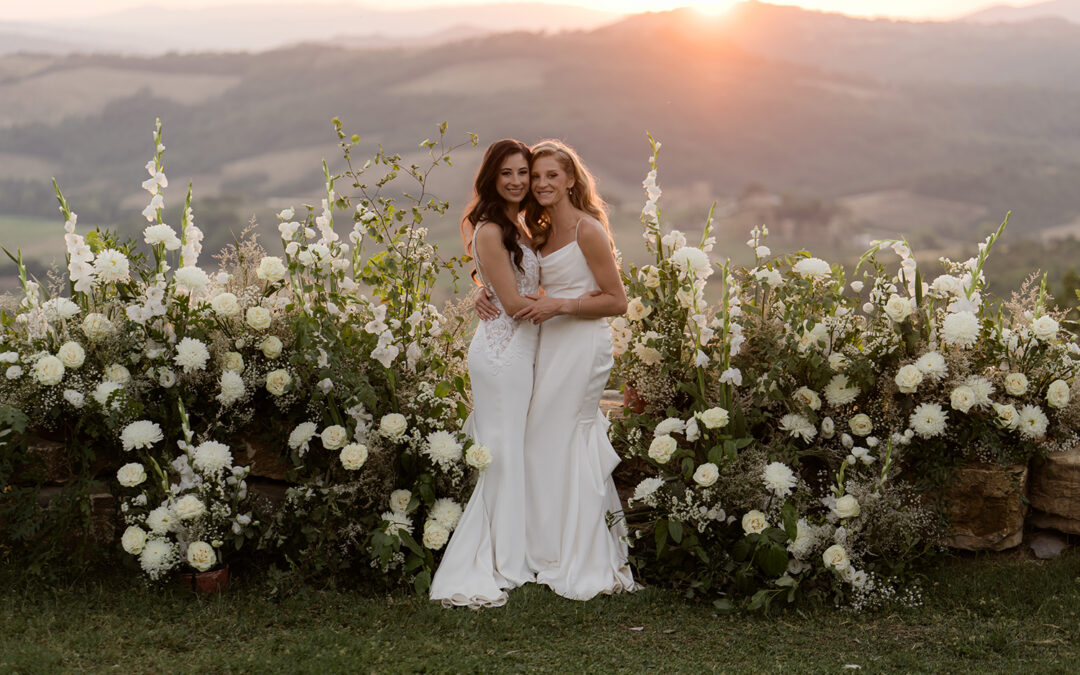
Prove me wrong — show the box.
[232,436,292,481]
[944,462,1027,552]
[1028,449,1080,535]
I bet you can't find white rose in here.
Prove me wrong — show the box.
[63,389,85,408]
[222,351,245,372]
[210,292,240,318]
[320,424,348,450]
[245,306,272,331]
[256,256,288,283]
[884,295,913,323]
[465,444,493,470]
[640,265,660,288]
[379,413,408,440]
[82,313,113,341]
[1047,379,1070,409]
[835,494,861,519]
[340,443,368,470]
[1031,315,1059,342]
[994,403,1019,430]
[1004,372,1028,396]
[741,509,769,535]
[648,435,677,464]
[692,462,719,487]
[848,413,873,437]
[794,386,821,411]
[626,297,651,321]
[698,407,730,429]
[894,364,923,394]
[950,385,976,413]
[116,462,147,487]
[633,344,662,366]
[260,336,283,359]
[265,368,292,396]
[57,341,86,368]
[422,520,450,550]
[389,489,412,513]
[121,526,147,555]
[174,495,206,520]
[823,544,850,571]
[186,541,216,572]
[104,363,131,384]
[32,355,65,386]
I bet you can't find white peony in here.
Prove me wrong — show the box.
[116,462,147,487]
[121,525,147,555]
[1018,404,1049,439]
[82,313,114,341]
[894,364,924,394]
[174,337,210,373]
[698,407,730,429]
[389,489,412,514]
[256,256,288,283]
[57,341,86,368]
[648,435,678,463]
[1047,379,1070,409]
[824,374,860,407]
[1031,315,1059,342]
[138,538,178,579]
[884,295,913,323]
[340,443,368,470]
[93,249,130,284]
[120,420,163,451]
[210,292,240,317]
[260,335,283,359]
[654,417,686,437]
[792,257,831,279]
[103,363,130,384]
[174,266,210,292]
[146,506,175,534]
[429,498,463,530]
[762,462,797,498]
[950,386,977,413]
[915,352,948,381]
[941,311,980,348]
[379,413,408,440]
[780,413,817,442]
[465,444,493,470]
[32,355,65,386]
[265,368,292,396]
[186,541,216,572]
[422,520,450,550]
[245,306,272,330]
[822,544,850,571]
[910,402,948,438]
[741,509,769,535]
[193,440,233,474]
[1004,372,1028,396]
[316,425,346,450]
[288,422,318,452]
[835,495,861,519]
[217,370,245,406]
[693,462,719,487]
[174,495,206,520]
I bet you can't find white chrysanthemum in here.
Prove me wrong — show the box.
[422,520,450,550]
[116,462,147,487]
[265,368,291,396]
[146,506,175,535]
[792,257,831,279]
[941,311,980,348]
[174,494,206,520]
[965,376,994,405]
[186,540,216,572]
[465,444,492,470]
[121,525,147,555]
[654,417,686,437]
[424,430,463,466]
[697,407,729,429]
[217,370,245,406]
[631,476,664,504]
[915,351,948,381]
[288,422,318,452]
[138,538,179,579]
[120,420,163,452]
[193,440,233,474]
[382,511,413,537]
[1018,404,1049,439]
[780,414,817,442]
[174,266,210,292]
[379,413,408,440]
[57,341,85,368]
[93,249,130,284]
[829,352,848,372]
[693,462,719,487]
[669,246,712,279]
[41,297,80,322]
[1047,379,1070,409]
[82,313,113,341]
[762,462,797,498]
[328,440,363,470]
[429,498,463,530]
[787,518,816,559]
[174,337,210,373]
[648,435,678,463]
[910,402,947,438]
[32,355,65,385]
[92,381,123,409]
[824,374,860,407]
[143,223,181,250]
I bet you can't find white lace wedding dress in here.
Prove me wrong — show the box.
[524,224,638,600]
[429,227,539,608]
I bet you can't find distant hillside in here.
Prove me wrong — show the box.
[964,0,1080,24]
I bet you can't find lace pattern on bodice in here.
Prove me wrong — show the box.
[473,226,540,370]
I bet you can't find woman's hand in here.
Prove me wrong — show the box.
[473,287,501,320]
[513,295,569,324]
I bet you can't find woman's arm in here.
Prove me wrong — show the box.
[514,218,627,323]
[473,224,536,316]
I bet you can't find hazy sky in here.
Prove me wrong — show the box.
[0,0,1044,22]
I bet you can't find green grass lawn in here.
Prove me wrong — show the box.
[3,550,1080,673]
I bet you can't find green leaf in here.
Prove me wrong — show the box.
[755,543,789,577]
[434,381,452,398]
[668,519,683,544]
[781,503,798,541]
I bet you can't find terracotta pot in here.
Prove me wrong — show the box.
[177,565,230,594]
[622,386,646,414]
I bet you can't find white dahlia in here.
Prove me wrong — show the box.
[762,461,797,498]
[424,430,463,467]
[174,337,210,373]
[824,374,860,407]
[910,403,947,438]
[193,440,233,474]
[941,311,980,348]
[120,420,164,452]
[1017,404,1049,439]
[429,498,463,531]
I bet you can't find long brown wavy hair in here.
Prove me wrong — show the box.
[525,139,613,253]
[461,139,532,284]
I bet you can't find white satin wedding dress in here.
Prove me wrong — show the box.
[524,221,637,600]
[429,225,539,608]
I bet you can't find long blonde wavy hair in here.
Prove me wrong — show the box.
[525,139,614,253]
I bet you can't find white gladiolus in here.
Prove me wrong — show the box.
[654,417,686,437]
